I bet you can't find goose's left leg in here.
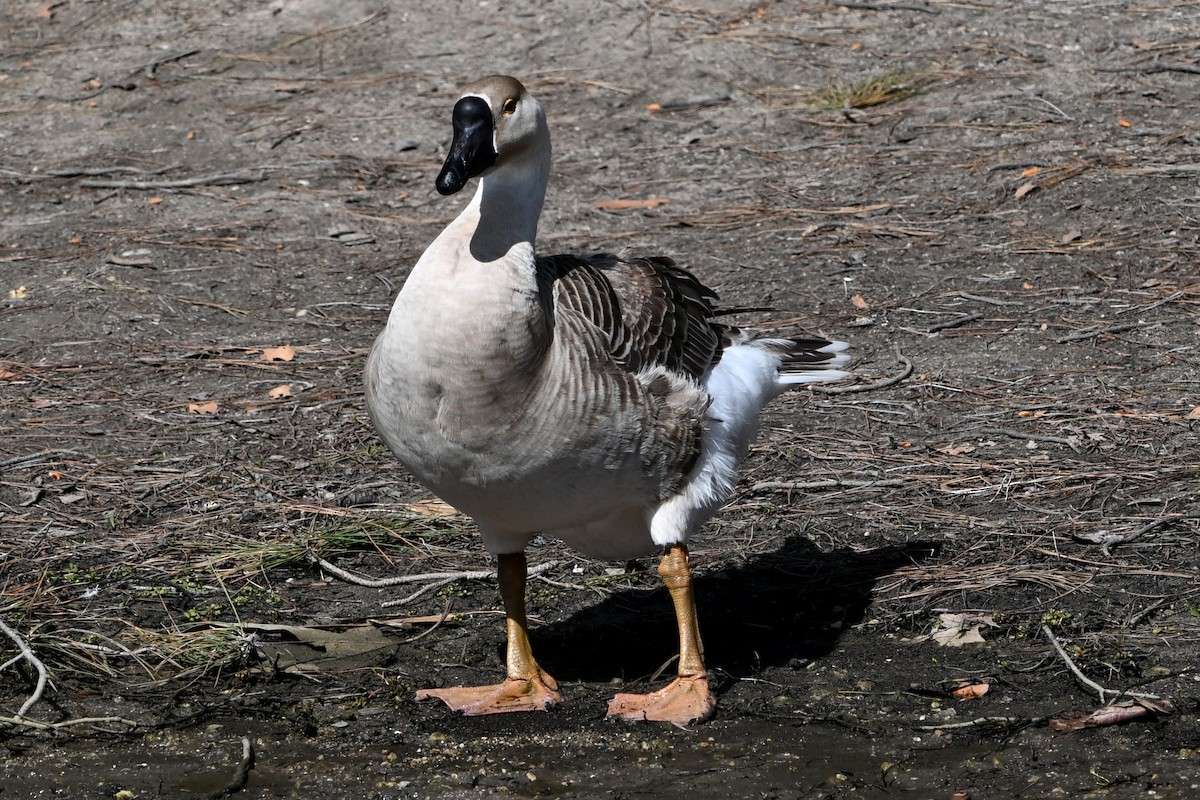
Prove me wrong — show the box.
[416,551,561,714]
[607,544,716,724]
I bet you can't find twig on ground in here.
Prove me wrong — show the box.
[1042,625,1160,702]
[1073,514,1198,556]
[1098,63,1200,76]
[1116,291,1184,316]
[401,601,455,644]
[533,574,609,600]
[915,715,1042,731]
[831,0,938,13]
[1056,320,1158,344]
[78,171,268,190]
[313,556,560,589]
[750,478,905,493]
[0,618,48,719]
[207,737,255,800]
[958,291,1024,306]
[984,428,1080,451]
[0,449,79,471]
[0,714,140,733]
[817,346,912,395]
[379,577,457,608]
[986,161,1051,173]
[927,312,984,333]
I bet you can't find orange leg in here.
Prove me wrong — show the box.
[607,544,715,724]
[416,552,561,715]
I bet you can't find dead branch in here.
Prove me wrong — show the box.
[750,478,905,493]
[1073,514,1198,556]
[0,449,79,471]
[0,714,140,733]
[1115,291,1184,316]
[983,428,1080,451]
[78,171,268,190]
[1042,625,1160,702]
[831,0,939,13]
[817,346,912,395]
[0,618,48,719]
[915,715,1041,731]
[1056,320,1158,344]
[379,577,458,608]
[958,292,1024,306]
[927,312,984,333]
[1098,64,1200,76]
[313,556,561,589]
[207,738,255,800]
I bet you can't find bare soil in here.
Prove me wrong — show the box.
[3,1,1200,798]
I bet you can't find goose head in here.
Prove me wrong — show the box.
[436,75,549,196]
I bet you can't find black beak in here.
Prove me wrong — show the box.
[435,96,497,196]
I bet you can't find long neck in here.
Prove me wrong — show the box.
[464,140,551,264]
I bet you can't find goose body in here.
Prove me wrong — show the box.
[365,76,849,723]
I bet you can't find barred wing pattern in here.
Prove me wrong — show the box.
[537,253,723,380]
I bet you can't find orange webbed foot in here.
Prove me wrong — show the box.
[416,672,561,716]
[607,673,714,725]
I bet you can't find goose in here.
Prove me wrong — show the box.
[364,75,850,725]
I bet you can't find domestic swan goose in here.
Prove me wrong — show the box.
[364,76,850,725]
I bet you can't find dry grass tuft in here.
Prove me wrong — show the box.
[809,69,931,110]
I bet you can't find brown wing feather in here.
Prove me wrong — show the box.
[537,252,722,379]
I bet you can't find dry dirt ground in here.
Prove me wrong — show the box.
[3,0,1200,798]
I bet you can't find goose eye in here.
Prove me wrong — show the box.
[502,97,518,115]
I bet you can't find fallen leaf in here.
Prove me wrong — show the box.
[1021,166,1041,177]
[147,197,163,205]
[0,369,18,381]
[932,612,997,647]
[1118,118,1131,128]
[402,499,461,518]
[268,384,293,399]
[935,443,975,456]
[646,102,662,112]
[950,681,990,700]
[260,346,295,362]
[1131,37,1155,50]
[850,293,870,310]
[58,491,87,505]
[1014,181,1038,198]
[217,622,400,674]
[1186,406,1200,420]
[68,236,83,244]
[593,197,671,211]
[187,400,219,415]
[1060,229,1082,244]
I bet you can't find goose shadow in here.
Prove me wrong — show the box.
[534,535,941,684]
